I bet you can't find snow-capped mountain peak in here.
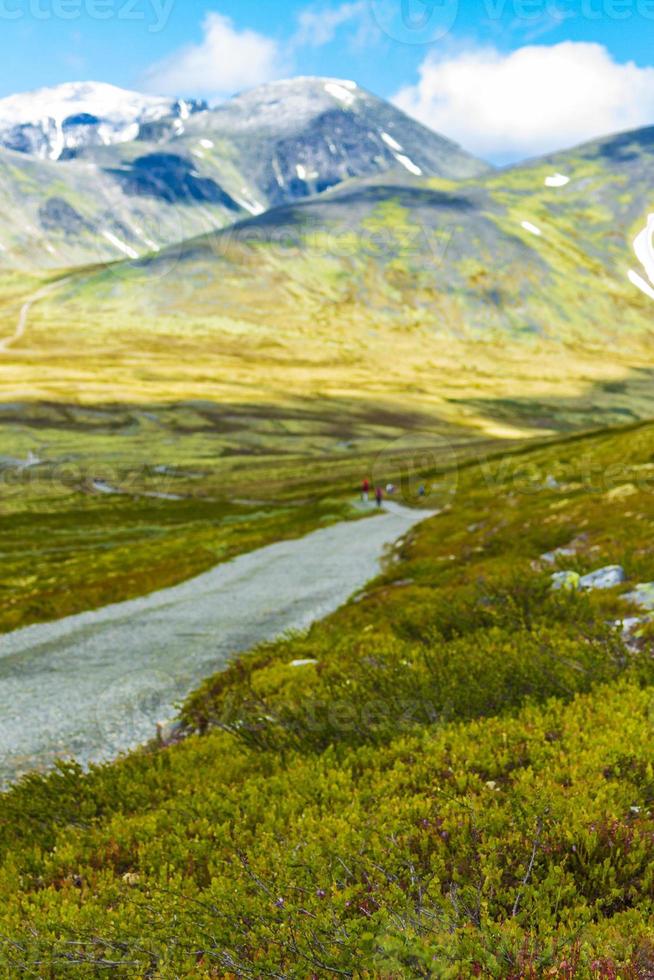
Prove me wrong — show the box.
[0,81,206,160]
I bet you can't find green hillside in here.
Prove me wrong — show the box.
[0,144,246,269]
[4,421,654,974]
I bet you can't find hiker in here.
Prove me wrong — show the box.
[375,486,384,508]
[361,478,370,502]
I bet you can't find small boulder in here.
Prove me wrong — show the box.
[289,659,319,668]
[623,582,654,611]
[579,565,626,591]
[619,616,647,633]
[541,546,578,565]
[612,614,654,651]
[551,570,580,591]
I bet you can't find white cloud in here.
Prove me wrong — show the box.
[142,13,283,101]
[293,1,366,47]
[394,42,654,164]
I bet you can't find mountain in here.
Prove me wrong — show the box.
[0,77,490,268]
[213,118,654,345]
[167,77,490,208]
[0,82,206,160]
[5,80,654,436]
[95,118,654,344]
[528,124,654,299]
[0,142,245,269]
[19,120,654,439]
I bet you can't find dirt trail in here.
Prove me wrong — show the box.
[0,501,433,783]
[0,279,68,353]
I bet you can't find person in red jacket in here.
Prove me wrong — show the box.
[375,486,384,508]
[361,478,370,502]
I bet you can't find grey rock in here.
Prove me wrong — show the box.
[579,565,626,590]
[623,582,654,611]
[551,570,580,591]
[541,546,578,565]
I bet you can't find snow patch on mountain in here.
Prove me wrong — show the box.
[324,81,358,106]
[545,173,570,187]
[0,82,204,160]
[394,153,423,176]
[629,214,654,300]
[381,131,403,152]
[629,269,654,300]
[102,230,138,259]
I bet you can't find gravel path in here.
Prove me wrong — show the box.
[0,278,68,353]
[0,502,432,783]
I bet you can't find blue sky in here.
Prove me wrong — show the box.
[1,0,654,161]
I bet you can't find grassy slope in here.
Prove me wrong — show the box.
[0,147,246,270]
[4,422,654,974]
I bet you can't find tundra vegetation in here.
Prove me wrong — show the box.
[3,421,654,975]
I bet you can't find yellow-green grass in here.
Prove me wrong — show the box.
[2,151,654,644]
[1,269,653,447]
